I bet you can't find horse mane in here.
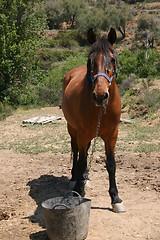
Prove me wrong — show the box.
[90,36,114,55]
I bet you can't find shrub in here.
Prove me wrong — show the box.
[137,49,160,78]
[118,49,160,82]
[118,49,137,76]
[37,48,79,70]
[38,52,87,106]
[77,8,107,35]
[53,30,88,47]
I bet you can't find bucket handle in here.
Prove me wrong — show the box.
[53,204,70,210]
[65,191,82,204]
[60,191,82,205]
[69,191,82,198]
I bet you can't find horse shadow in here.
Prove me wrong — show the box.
[27,174,70,240]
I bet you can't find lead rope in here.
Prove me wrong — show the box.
[88,107,103,171]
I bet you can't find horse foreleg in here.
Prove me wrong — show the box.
[106,151,126,212]
[103,130,126,212]
[106,150,121,203]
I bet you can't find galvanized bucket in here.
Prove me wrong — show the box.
[42,192,91,240]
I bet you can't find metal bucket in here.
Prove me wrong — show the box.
[42,192,91,240]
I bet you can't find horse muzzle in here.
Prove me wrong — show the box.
[92,92,109,106]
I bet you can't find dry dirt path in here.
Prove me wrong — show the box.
[0,107,159,240]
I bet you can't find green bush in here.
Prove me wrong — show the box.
[53,30,88,47]
[77,8,107,35]
[38,52,87,106]
[118,49,137,77]
[37,48,79,70]
[137,49,160,78]
[118,49,160,82]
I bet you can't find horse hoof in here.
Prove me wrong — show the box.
[69,181,76,190]
[112,202,126,213]
[83,180,91,188]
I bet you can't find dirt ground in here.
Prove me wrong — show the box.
[0,107,159,240]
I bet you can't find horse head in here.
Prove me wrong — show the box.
[86,28,117,107]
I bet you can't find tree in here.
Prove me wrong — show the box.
[77,7,109,34]
[106,2,131,38]
[136,14,159,51]
[46,0,89,29]
[0,0,46,105]
[46,0,63,29]
[62,0,88,28]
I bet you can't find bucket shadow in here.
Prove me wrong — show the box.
[26,174,70,239]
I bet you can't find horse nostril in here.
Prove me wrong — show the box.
[93,92,109,105]
[103,92,109,100]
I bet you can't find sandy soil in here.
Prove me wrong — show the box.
[0,107,159,240]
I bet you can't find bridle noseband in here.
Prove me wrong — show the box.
[92,69,115,87]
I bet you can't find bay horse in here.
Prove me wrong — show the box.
[62,28,125,212]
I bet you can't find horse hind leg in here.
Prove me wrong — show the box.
[73,150,87,197]
[68,124,91,194]
[67,124,78,190]
[69,140,91,191]
[69,138,78,190]
[73,133,91,196]
[82,142,91,188]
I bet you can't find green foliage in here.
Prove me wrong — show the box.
[53,30,88,47]
[46,0,89,29]
[38,52,87,105]
[137,49,160,78]
[78,7,109,35]
[105,2,131,38]
[62,0,88,27]
[118,50,137,81]
[0,0,47,106]
[45,0,132,38]
[118,49,160,83]
[37,48,80,70]
[46,0,63,29]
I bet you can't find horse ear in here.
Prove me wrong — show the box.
[108,28,117,45]
[87,28,97,45]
